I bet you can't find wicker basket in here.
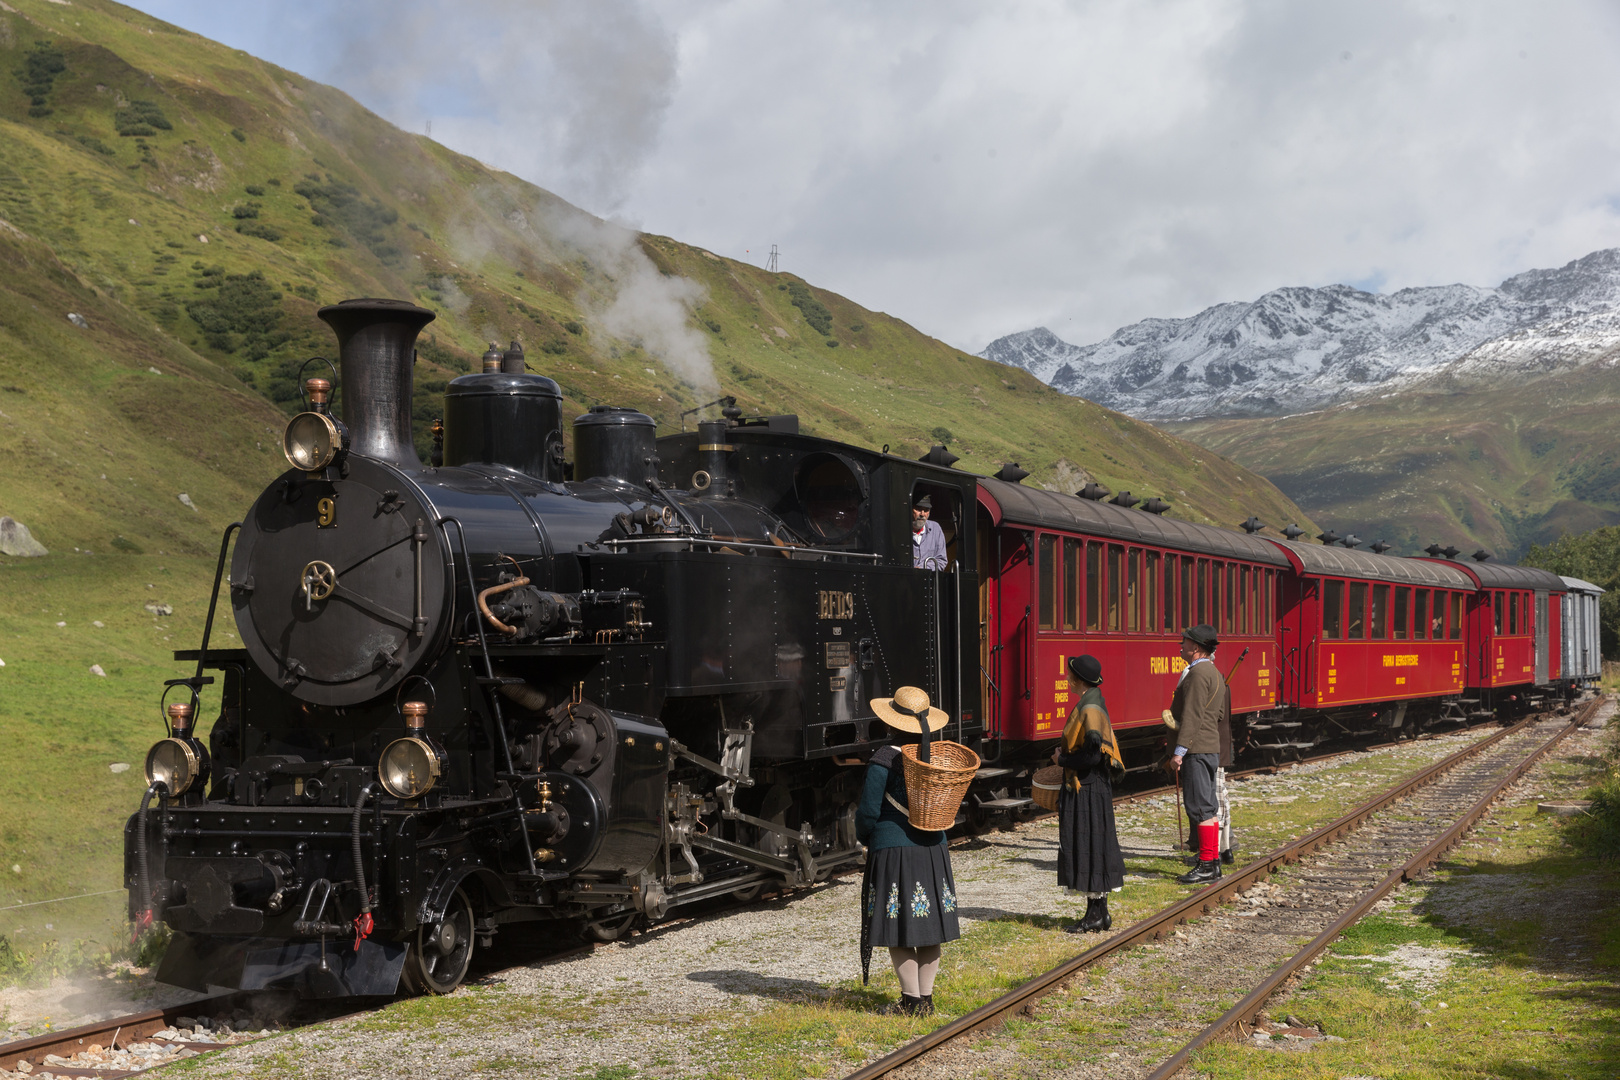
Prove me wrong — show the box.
[900,740,982,831]
[1031,765,1064,812]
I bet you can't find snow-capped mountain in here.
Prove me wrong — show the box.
[981,249,1620,418]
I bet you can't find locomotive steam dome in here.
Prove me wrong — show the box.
[442,371,564,481]
[231,299,453,706]
[573,405,657,487]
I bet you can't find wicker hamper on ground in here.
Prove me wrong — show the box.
[900,740,982,831]
[1031,765,1063,812]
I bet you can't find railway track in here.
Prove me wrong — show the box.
[843,696,1601,1080]
[0,711,1552,1078]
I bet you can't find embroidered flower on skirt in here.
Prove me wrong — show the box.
[885,882,900,919]
[910,881,931,919]
[940,881,957,913]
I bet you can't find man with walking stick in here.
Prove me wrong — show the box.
[1166,624,1229,884]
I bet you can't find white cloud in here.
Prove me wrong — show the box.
[130,0,1620,350]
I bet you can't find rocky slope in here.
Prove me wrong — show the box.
[983,249,1620,419]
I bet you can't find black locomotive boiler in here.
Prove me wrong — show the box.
[126,298,982,996]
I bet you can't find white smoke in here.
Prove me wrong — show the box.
[542,207,716,394]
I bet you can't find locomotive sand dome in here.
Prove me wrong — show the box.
[232,299,454,706]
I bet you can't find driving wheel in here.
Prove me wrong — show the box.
[402,886,475,994]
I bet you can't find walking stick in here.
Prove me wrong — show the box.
[1174,765,1185,851]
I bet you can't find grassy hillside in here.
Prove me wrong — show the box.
[0,0,1314,957]
[1165,354,1620,560]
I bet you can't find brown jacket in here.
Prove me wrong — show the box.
[1170,659,1230,759]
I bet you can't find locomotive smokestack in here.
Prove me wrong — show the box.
[317,299,436,470]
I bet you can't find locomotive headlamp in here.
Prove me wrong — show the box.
[379,736,441,799]
[380,702,440,799]
[145,736,201,795]
[283,410,346,472]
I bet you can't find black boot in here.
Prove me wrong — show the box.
[1221,841,1236,866]
[886,993,923,1016]
[1068,897,1099,933]
[1178,858,1222,885]
[917,993,936,1016]
[1077,895,1112,932]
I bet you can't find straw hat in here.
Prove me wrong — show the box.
[870,686,949,733]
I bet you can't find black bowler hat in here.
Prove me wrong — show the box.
[1183,623,1219,650]
[1067,654,1103,685]
[914,494,933,510]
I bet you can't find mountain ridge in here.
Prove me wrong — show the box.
[983,248,1620,420]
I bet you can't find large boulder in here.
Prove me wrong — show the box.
[0,517,48,557]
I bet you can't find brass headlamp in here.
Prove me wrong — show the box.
[144,702,210,796]
[379,701,442,800]
[282,377,350,473]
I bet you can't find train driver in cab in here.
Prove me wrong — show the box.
[912,495,947,570]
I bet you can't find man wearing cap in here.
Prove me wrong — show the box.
[912,496,948,571]
[1167,624,1230,884]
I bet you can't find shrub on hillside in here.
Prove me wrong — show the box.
[294,174,401,262]
[244,184,266,196]
[115,100,172,136]
[16,41,66,112]
[230,128,247,142]
[74,134,115,156]
[231,202,261,219]
[236,221,282,242]
[184,270,287,360]
[786,281,833,336]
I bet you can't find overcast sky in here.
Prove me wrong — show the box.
[130,0,1620,352]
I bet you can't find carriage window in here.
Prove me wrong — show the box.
[1218,566,1231,634]
[1371,584,1389,639]
[1393,587,1409,641]
[1194,560,1207,626]
[1107,545,1124,631]
[1086,542,1102,631]
[1509,591,1519,635]
[1127,549,1141,632]
[1062,538,1083,631]
[1146,551,1161,634]
[1450,593,1464,639]
[1260,570,1271,634]
[1493,592,1503,635]
[1210,562,1222,633]
[1180,557,1194,630]
[1163,553,1178,630]
[1348,582,1367,639]
[1239,566,1250,635]
[1413,589,1428,640]
[1324,579,1343,639]
[1038,534,1057,631]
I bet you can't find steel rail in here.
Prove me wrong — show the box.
[840,701,1591,1080]
[1142,695,1600,1080]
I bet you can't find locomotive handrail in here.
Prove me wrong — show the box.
[438,516,541,879]
[601,536,883,561]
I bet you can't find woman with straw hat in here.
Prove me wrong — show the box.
[1053,654,1126,932]
[857,686,961,1017]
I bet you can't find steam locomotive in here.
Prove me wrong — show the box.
[125,297,1598,999]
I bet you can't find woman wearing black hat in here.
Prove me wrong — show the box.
[856,686,961,1016]
[1053,654,1126,932]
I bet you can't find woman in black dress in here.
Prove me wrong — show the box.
[1053,654,1126,932]
[857,686,961,1016]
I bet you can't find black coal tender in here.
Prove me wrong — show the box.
[126,298,981,996]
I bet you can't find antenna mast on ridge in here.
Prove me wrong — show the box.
[766,244,778,273]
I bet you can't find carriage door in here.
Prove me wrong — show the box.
[1534,590,1550,683]
[977,504,997,737]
